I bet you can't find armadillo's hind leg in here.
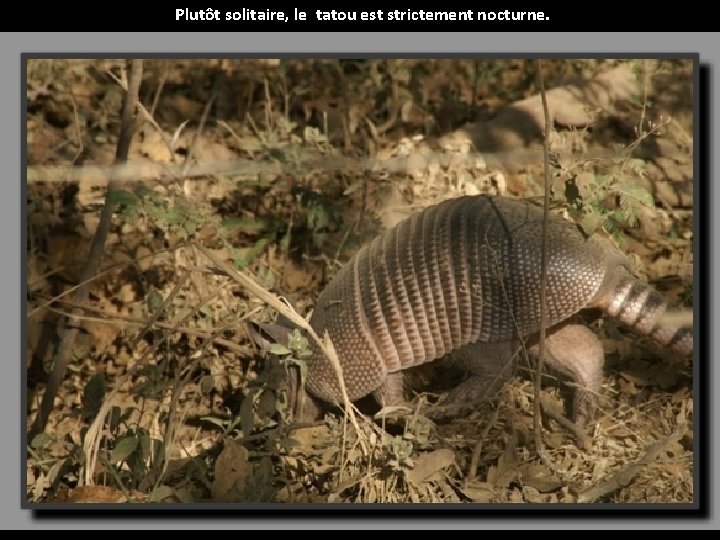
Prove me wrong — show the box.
[434,326,604,428]
[529,323,605,428]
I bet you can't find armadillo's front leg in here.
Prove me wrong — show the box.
[442,341,520,408]
[286,365,325,423]
[372,371,406,407]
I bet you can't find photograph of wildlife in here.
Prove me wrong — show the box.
[25,57,696,505]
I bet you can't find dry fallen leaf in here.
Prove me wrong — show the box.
[405,448,457,487]
[210,438,252,501]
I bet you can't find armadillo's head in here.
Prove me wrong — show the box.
[247,318,296,353]
[246,318,326,421]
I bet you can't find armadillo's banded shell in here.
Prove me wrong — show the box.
[306,195,630,404]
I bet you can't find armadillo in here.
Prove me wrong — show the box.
[283,195,693,424]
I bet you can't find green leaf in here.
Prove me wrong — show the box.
[82,373,106,421]
[240,396,255,440]
[343,181,364,196]
[269,343,291,355]
[152,439,164,464]
[279,228,291,253]
[618,183,654,208]
[258,389,278,417]
[279,437,301,453]
[174,486,197,504]
[267,148,286,162]
[580,211,605,236]
[109,406,122,432]
[108,189,139,207]
[110,436,139,464]
[135,186,153,199]
[149,485,175,503]
[183,219,198,237]
[626,158,648,176]
[163,207,185,226]
[628,95,646,109]
[119,406,136,425]
[256,265,275,288]
[595,174,614,190]
[199,416,229,429]
[30,432,52,450]
[233,237,271,268]
[287,329,310,352]
[222,217,272,232]
[307,203,330,248]
[138,428,151,462]
[146,288,165,313]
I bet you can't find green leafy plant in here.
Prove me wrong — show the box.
[565,166,655,242]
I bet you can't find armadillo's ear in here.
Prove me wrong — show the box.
[246,320,294,352]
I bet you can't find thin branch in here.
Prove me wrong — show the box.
[534,59,552,460]
[148,62,168,119]
[182,90,216,176]
[69,95,84,165]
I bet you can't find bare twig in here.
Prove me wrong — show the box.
[466,405,502,484]
[148,62,168,119]
[69,95,84,165]
[534,59,552,460]
[182,91,216,177]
